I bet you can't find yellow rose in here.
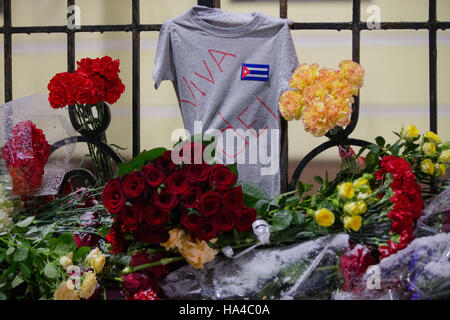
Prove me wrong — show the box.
[425,131,442,144]
[54,281,80,300]
[314,208,335,227]
[178,238,218,270]
[161,228,186,251]
[337,182,354,200]
[343,202,359,215]
[436,163,446,176]
[352,178,369,189]
[356,200,367,214]
[401,125,419,141]
[422,142,436,157]
[59,252,73,271]
[343,215,362,232]
[421,159,435,175]
[439,150,450,163]
[85,247,106,274]
[79,271,98,300]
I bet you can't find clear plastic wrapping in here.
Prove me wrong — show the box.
[0,93,76,197]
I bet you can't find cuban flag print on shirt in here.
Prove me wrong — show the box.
[241,63,270,82]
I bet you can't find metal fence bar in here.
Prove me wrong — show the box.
[132,0,141,157]
[280,0,289,193]
[429,0,438,133]
[3,0,12,102]
[67,0,75,73]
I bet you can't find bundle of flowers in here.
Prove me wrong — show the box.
[264,125,448,292]
[48,56,126,183]
[0,120,51,196]
[278,60,364,137]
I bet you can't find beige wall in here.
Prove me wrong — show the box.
[1,0,450,164]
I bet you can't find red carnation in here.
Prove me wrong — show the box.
[141,164,165,188]
[153,189,178,210]
[102,178,126,214]
[235,207,257,232]
[198,191,222,217]
[215,209,235,231]
[143,203,170,226]
[180,186,202,208]
[122,171,146,199]
[210,164,237,188]
[222,186,244,211]
[121,273,157,296]
[166,171,190,195]
[133,289,159,300]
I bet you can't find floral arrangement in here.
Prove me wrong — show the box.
[279,60,364,137]
[48,56,126,183]
[0,121,51,196]
[102,142,260,269]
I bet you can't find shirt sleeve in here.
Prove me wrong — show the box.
[152,23,175,89]
[279,22,299,92]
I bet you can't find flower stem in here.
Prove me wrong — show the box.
[122,256,185,274]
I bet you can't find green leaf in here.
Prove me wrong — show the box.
[271,210,293,232]
[13,247,29,262]
[368,144,380,154]
[117,162,134,176]
[53,233,76,256]
[118,147,167,175]
[313,176,323,185]
[375,136,386,147]
[73,246,91,262]
[5,247,15,256]
[187,208,201,216]
[226,163,238,177]
[296,181,305,198]
[0,249,5,263]
[241,183,270,201]
[11,275,24,289]
[0,291,6,300]
[15,216,34,228]
[286,195,299,207]
[293,211,305,225]
[19,263,31,279]
[43,262,59,279]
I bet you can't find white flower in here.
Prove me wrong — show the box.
[0,209,13,234]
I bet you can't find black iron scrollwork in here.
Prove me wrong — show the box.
[50,103,122,194]
[288,102,372,191]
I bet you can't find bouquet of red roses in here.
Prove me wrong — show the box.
[102,141,264,275]
[0,120,51,196]
[48,56,125,183]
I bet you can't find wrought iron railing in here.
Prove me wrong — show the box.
[1,0,448,193]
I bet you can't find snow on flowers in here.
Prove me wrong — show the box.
[279,60,364,137]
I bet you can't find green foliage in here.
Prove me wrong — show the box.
[118,147,167,176]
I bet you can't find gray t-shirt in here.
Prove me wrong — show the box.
[153,5,298,198]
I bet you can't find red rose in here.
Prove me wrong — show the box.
[198,191,221,217]
[141,164,165,188]
[122,171,146,199]
[192,217,219,241]
[235,207,257,232]
[130,251,169,279]
[181,211,203,231]
[185,163,210,183]
[222,186,244,211]
[133,224,170,244]
[166,171,190,195]
[153,151,176,173]
[339,244,377,292]
[133,289,159,300]
[210,164,237,188]
[215,209,235,231]
[119,204,141,232]
[102,178,125,214]
[180,186,201,208]
[153,189,178,210]
[143,203,170,226]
